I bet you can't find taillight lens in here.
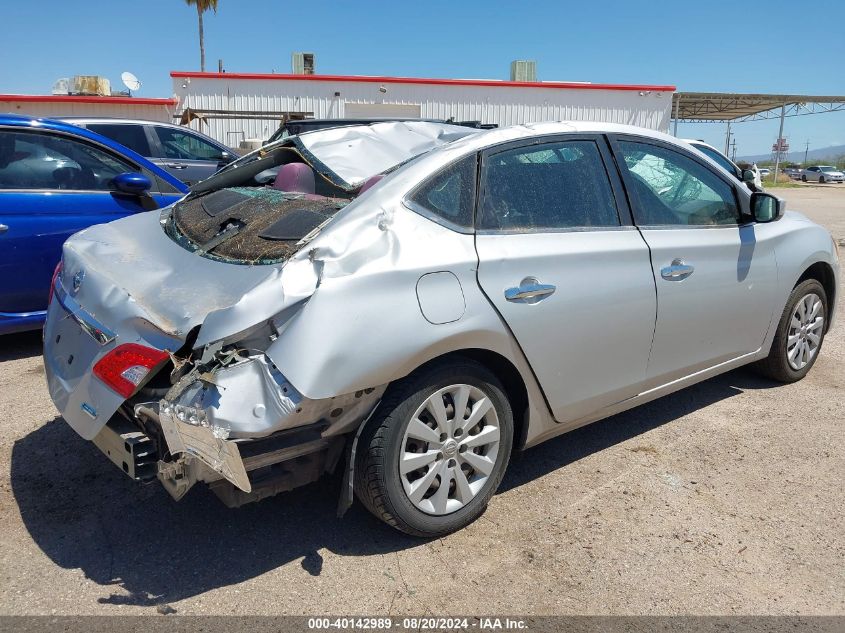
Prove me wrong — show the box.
[48,261,63,305]
[93,343,169,398]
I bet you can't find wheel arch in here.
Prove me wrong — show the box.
[400,348,531,451]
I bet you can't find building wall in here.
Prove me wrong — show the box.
[0,98,174,123]
[172,74,675,146]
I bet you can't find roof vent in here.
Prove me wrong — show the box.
[291,52,315,75]
[510,60,537,82]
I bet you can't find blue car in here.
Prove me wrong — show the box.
[0,114,189,335]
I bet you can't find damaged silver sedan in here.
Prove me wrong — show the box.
[44,121,839,536]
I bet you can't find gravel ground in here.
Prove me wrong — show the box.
[0,187,842,616]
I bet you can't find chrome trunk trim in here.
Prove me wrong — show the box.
[54,277,117,346]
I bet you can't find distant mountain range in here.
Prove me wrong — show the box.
[739,144,845,164]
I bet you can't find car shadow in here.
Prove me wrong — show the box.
[0,331,43,362]
[10,367,779,607]
[501,367,780,493]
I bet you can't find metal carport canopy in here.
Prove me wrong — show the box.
[672,92,845,122]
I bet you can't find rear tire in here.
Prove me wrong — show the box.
[801,175,807,182]
[355,359,513,537]
[755,279,828,383]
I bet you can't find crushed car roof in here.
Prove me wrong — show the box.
[289,121,480,189]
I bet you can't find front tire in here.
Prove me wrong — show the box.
[802,175,807,182]
[755,279,828,383]
[355,359,514,537]
[819,176,826,184]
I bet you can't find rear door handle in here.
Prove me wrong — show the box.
[0,224,8,234]
[661,259,695,281]
[166,163,188,169]
[505,278,556,303]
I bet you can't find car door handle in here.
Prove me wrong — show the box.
[661,259,695,281]
[0,224,8,234]
[505,279,556,303]
[165,163,187,169]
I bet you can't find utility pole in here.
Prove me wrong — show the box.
[724,120,732,155]
[731,138,737,163]
[772,104,786,183]
[804,140,810,165]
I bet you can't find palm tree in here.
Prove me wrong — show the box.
[185,0,218,72]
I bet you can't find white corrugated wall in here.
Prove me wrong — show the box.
[172,76,674,146]
[0,100,174,122]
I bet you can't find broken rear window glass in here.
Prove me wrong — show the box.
[478,140,619,231]
[407,154,477,230]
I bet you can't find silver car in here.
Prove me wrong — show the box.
[43,121,840,537]
[801,165,845,183]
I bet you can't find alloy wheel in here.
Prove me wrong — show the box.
[399,384,501,515]
[787,293,824,371]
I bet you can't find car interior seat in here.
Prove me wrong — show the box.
[273,162,316,194]
[358,174,384,193]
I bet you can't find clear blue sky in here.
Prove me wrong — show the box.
[3,0,843,156]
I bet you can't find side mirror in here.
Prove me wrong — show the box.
[216,153,236,170]
[751,192,785,223]
[742,169,756,183]
[112,172,152,195]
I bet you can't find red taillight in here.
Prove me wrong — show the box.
[92,343,169,398]
[48,261,63,305]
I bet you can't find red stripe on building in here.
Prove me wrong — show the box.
[170,71,675,93]
[0,94,178,106]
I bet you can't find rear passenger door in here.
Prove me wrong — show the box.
[611,136,778,386]
[474,136,657,423]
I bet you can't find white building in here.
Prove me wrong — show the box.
[171,71,676,146]
[0,93,175,123]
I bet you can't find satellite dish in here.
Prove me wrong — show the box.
[121,71,141,94]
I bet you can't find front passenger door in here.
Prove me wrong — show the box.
[150,126,229,185]
[474,137,657,423]
[612,137,778,386]
[0,129,164,317]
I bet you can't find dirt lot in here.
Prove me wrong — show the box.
[0,187,842,616]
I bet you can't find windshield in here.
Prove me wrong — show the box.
[819,166,837,172]
[693,143,738,177]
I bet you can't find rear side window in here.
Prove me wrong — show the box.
[87,124,151,156]
[407,154,477,230]
[478,140,619,231]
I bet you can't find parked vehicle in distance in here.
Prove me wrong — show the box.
[44,121,839,537]
[61,118,237,186]
[684,139,760,191]
[783,167,803,180]
[802,165,845,183]
[759,168,771,178]
[265,117,496,145]
[0,114,189,335]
